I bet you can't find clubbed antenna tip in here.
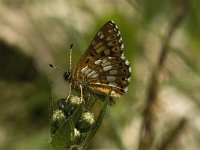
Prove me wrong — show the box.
[70,44,73,49]
[49,64,66,72]
[49,64,54,68]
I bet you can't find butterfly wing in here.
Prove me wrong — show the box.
[72,21,131,98]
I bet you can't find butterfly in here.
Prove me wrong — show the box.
[64,21,131,104]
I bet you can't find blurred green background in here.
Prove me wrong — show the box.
[0,0,200,150]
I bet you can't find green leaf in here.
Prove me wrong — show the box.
[51,119,73,150]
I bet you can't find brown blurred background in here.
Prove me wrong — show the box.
[0,0,200,150]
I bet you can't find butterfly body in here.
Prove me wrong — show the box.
[64,21,131,104]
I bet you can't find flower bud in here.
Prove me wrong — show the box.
[51,110,66,136]
[70,128,81,145]
[64,96,82,117]
[70,145,80,150]
[76,111,95,133]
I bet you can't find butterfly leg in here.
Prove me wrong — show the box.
[84,94,91,109]
[79,84,83,102]
[67,83,72,100]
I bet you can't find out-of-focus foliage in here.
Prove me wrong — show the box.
[0,0,199,150]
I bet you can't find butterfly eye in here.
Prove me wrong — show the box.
[64,71,71,81]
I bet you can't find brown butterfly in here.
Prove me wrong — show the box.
[64,21,131,104]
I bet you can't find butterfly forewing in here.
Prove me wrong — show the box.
[71,21,131,100]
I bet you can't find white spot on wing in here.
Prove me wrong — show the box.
[90,73,99,78]
[81,66,88,73]
[103,66,112,71]
[119,37,122,42]
[87,70,96,78]
[94,59,102,65]
[109,70,117,75]
[109,82,117,87]
[94,82,101,85]
[102,59,108,63]
[121,53,125,59]
[108,29,112,33]
[99,34,104,39]
[110,20,115,24]
[101,61,111,67]
[106,76,116,81]
[129,67,131,72]
[124,87,128,92]
[85,68,92,75]
[127,77,131,82]
[119,39,122,44]
[125,60,129,65]
[121,44,124,50]
[97,31,102,36]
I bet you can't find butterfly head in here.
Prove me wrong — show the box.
[64,71,71,81]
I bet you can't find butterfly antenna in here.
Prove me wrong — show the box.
[69,44,73,71]
[49,64,66,72]
[49,81,54,121]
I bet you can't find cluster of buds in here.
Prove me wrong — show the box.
[50,95,96,148]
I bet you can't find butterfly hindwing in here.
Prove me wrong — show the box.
[86,56,131,97]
